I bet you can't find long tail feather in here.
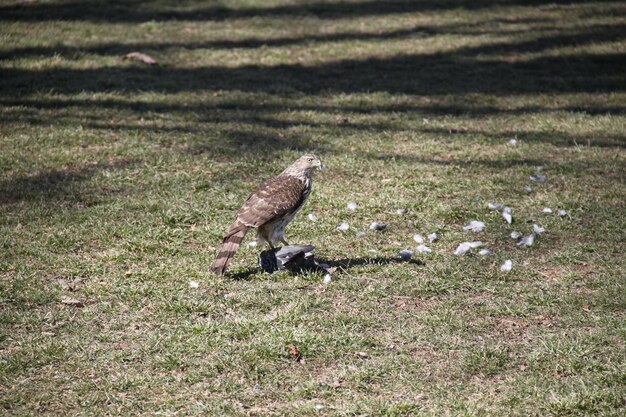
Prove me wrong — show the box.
[210,221,249,275]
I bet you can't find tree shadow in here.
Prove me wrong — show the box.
[0,0,623,213]
[3,95,624,120]
[0,17,569,61]
[420,127,626,149]
[230,255,424,280]
[2,97,623,152]
[0,0,606,23]
[3,50,623,97]
[0,158,138,205]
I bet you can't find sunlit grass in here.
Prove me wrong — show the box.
[1,0,625,415]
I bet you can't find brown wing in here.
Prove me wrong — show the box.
[236,174,307,228]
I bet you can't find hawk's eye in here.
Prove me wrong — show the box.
[307,158,313,163]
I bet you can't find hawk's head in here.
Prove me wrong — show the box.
[297,154,324,172]
[283,154,324,178]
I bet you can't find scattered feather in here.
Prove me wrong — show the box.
[308,213,318,222]
[347,202,358,211]
[507,138,517,145]
[396,208,408,215]
[121,52,157,65]
[315,404,325,411]
[455,241,483,255]
[529,174,546,183]
[323,274,332,284]
[413,234,424,244]
[503,207,512,224]
[510,231,522,239]
[524,186,533,193]
[517,233,535,247]
[336,223,350,231]
[533,224,545,234]
[463,220,485,233]
[189,280,199,289]
[427,232,438,243]
[542,207,553,213]
[416,245,432,253]
[399,250,412,260]
[368,249,378,254]
[500,259,513,272]
[356,230,366,238]
[454,242,472,255]
[558,209,567,216]
[61,295,84,307]
[247,240,258,247]
[479,248,492,256]
[369,222,386,231]
[488,202,504,210]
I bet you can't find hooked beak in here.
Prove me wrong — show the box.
[316,160,325,171]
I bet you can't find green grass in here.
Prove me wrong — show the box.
[1,0,625,415]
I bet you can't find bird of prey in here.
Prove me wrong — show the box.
[210,154,324,275]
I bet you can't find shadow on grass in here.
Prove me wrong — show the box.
[5,19,622,60]
[230,256,424,280]
[1,0,624,214]
[3,95,625,118]
[0,159,138,205]
[1,1,624,152]
[0,0,608,23]
[3,98,624,150]
[3,50,623,97]
[419,127,626,149]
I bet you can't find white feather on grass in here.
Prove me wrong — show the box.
[558,209,568,216]
[454,242,471,255]
[323,274,332,284]
[503,207,512,224]
[517,233,535,247]
[533,224,545,234]
[347,202,358,211]
[189,281,199,289]
[454,241,483,255]
[428,233,438,243]
[479,248,492,255]
[413,234,424,244]
[336,223,350,231]
[542,207,552,213]
[500,260,513,272]
[529,174,546,183]
[488,203,504,210]
[308,213,318,221]
[416,245,432,253]
[510,231,522,239]
[463,220,485,233]
[370,222,386,231]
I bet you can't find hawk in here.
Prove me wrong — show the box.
[210,154,323,275]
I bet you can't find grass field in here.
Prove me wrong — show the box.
[1,0,625,415]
